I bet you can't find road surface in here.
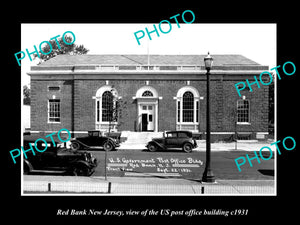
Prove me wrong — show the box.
[88,149,274,180]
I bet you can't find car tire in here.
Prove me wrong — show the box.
[72,164,90,176]
[148,143,157,152]
[71,142,81,150]
[103,141,114,151]
[182,143,193,153]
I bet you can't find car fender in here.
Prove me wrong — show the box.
[148,140,165,150]
[182,141,195,148]
[70,139,90,149]
[70,160,95,176]
[23,159,34,173]
[106,137,118,145]
[103,137,119,148]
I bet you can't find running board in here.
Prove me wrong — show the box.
[30,170,67,174]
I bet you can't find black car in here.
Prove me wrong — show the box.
[146,131,198,153]
[23,138,98,176]
[70,130,120,151]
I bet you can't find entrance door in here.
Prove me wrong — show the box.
[142,113,148,131]
[140,104,155,131]
[147,105,154,131]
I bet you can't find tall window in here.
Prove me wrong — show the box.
[177,101,180,122]
[176,88,199,124]
[48,99,60,122]
[101,91,114,122]
[237,100,250,123]
[182,91,194,122]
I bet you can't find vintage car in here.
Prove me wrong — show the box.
[146,131,198,153]
[23,137,98,176]
[70,130,120,151]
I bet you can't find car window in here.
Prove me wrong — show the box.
[166,133,177,138]
[90,132,99,137]
[178,132,188,138]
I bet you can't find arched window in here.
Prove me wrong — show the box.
[102,91,114,122]
[182,91,194,122]
[176,86,200,128]
[95,86,118,123]
[136,86,158,98]
[142,90,154,97]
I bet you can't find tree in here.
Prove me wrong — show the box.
[23,85,30,105]
[107,88,127,134]
[34,35,89,64]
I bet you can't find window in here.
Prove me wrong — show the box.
[96,101,100,122]
[95,86,119,131]
[48,86,60,91]
[177,101,180,122]
[196,101,199,122]
[48,99,60,122]
[142,91,154,97]
[237,100,250,123]
[102,91,114,122]
[176,87,200,126]
[182,91,194,122]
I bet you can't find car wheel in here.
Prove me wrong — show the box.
[71,142,81,150]
[182,143,193,153]
[148,143,157,152]
[103,141,114,151]
[72,164,90,176]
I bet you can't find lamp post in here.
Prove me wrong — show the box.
[202,52,215,183]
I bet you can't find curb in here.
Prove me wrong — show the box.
[23,176,275,195]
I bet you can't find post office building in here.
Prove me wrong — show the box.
[27,54,270,140]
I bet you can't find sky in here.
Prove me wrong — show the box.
[21,23,276,86]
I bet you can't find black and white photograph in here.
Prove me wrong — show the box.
[4,4,298,225]
[20,23,277,196]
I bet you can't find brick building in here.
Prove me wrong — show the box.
[28,54,269,140]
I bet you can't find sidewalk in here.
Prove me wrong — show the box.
[23,175,275,195]
[118,131,276,151]
[119,140,277,152]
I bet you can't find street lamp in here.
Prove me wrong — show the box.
[202,52,215,183]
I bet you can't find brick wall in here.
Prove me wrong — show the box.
[30,74,269,137]
[30,79,73,132]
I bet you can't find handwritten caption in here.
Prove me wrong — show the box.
[107,156,203,176]
[57,208,248,217]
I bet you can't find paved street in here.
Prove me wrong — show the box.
[89,149,274,180]
[23,147,275,194]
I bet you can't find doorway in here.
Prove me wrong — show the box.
[140,104,155,131]
[142,113,148,131]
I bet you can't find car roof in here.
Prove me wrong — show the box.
[166,131,193,136]
[166,130,192,134]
